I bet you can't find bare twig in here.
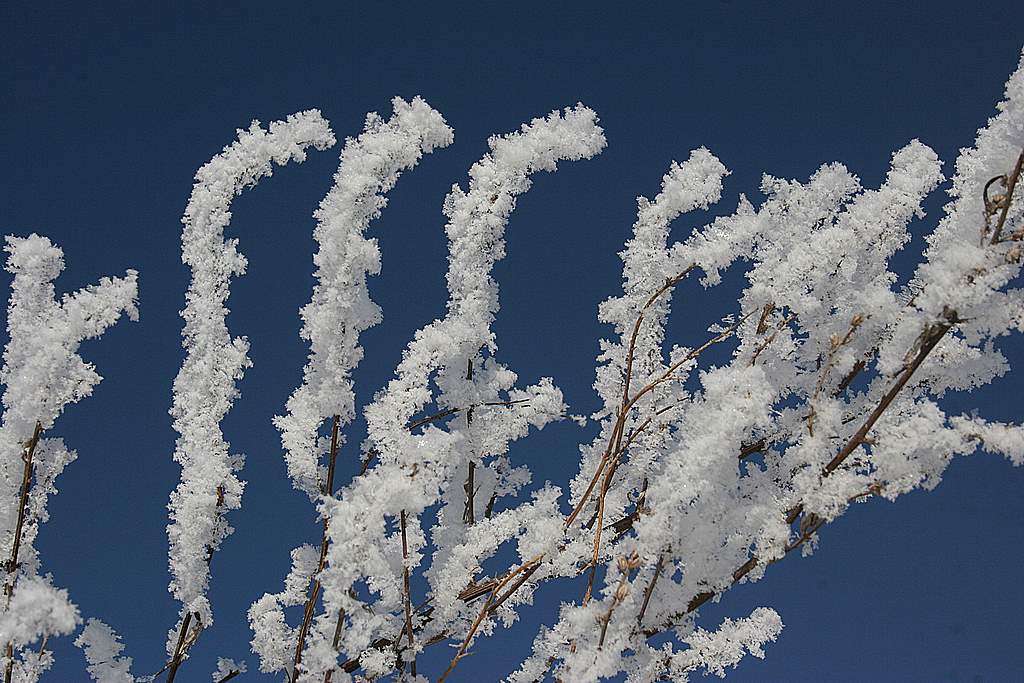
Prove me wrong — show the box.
[323,608,345,683]
[399,510,416,677]
[165,612,193,683]
[463,462,476,525]
[597,552,640,649]
[636,553,665,626]
[755,302,775,335]
[437,555,543,683]
[621,267,695,406]
[988,148,1024,244]
[566,310,751,531]
[214,669,242,683]
[407,399,530,433]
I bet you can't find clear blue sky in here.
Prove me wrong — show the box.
[2,2,1022,681]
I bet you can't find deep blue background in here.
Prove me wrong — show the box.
[2,3,1022,681]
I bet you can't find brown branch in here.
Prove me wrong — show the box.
[3,421,43,683]
[165,612,193,683]
[438,556,543,683]
[407,399,530,433]
[292,415,342,682]
[750,313,796,365]
[215,669,242,683]
[399,510,416,677]
[203,485,225,566]
[597,553,640,649]
[164,478,228,681]
[644,309,958,638]
[834,358,867,395]
[823,310,955,475]
[323,608,345,683]
[566,311,751,532]
[567,268,699,537]
[636,553,665,626]
[463,462,476,525]
[621,267,695,407]
[574,312,755,605]
[738,438,767,461]
[989,148,1024,244]
[755,302,775,335]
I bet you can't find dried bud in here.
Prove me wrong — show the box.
[850,313,864,327]
[799,512,821,536]
[614,583,630,603]
[627,552,642,571]
[829,334,842,350]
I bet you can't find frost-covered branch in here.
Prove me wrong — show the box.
[289,104,605,682]
[247,97,453,682]
[168,109,335,677]
[0,234,138,682]
[275,96,454,499]
[507,50,1024,683]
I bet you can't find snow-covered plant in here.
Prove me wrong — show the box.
[249,96,454,680]
[4,43,1022,683]
[75,619,135,683]
[251,50,1024,683]
[0,235,138,681]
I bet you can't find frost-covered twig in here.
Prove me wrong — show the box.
[75,619,134,683]
[247,97,453,682]
[169,108,335,678]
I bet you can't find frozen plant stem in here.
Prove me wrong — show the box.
[292,415,340,683]
[3,422,42,683]
[400,510,415,677]
[988,148,1024,244]
[164,612,192,683]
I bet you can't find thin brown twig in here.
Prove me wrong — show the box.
[165,612,193,683]
[164,478,227,681]
[323,608,345,682]
[407,399,530,433]
[292,415,341,682]
[989,149,1024,244]
[597,552,640,649]
[575,311,755,604]
[437,556,543,683]
[621,267,696,407]
[463,462,476,525]
[636,553,665,626]
[566,268,697,535]
[755,302,775,335]
[399,510,416,677]
[3,422,42,683]
[566,311,751,531]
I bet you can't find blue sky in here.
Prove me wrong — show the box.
[2,2,1022,681]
